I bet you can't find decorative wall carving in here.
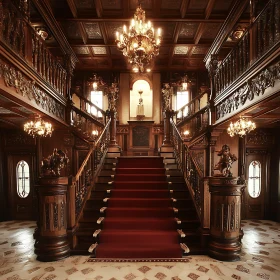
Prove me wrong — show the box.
[132,126,149,146]
[5,131,35,145]
[216,61,280,120]
[0,59,65,120]
[246,130,273,146]
[152,126,164,134]
[117,126,129,134]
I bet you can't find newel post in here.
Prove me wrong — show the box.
[34,177,71,262]
[162,83,173,146]
[105,82,119,147]
[208,177,245,261]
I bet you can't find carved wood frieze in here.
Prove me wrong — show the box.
[5,131,35,146]
[152,126,164,134]
[216,61,280,120]
[0,59,65,120]
[246,130,273,146]
[116,126,129,134]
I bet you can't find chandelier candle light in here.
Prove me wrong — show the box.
[227,116,256,137]
[115,3,161,73]
[24,116,53,137]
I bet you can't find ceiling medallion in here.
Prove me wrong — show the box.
[24,116,53,137]
[227,116,256,137]
[115,1,162,73]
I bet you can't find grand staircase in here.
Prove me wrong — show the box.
[72,149,204,258]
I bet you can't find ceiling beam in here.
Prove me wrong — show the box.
[66,0,78,18]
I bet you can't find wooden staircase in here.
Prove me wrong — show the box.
[71,148,206,256]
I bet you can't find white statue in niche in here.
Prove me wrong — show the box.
[137,90,145,118]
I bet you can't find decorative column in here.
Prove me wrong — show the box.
[161,83,173,146]
[105,82,119,147]
[35,177,70,262]
[208,177,245,261]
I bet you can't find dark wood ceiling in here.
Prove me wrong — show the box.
[30,0,251,72]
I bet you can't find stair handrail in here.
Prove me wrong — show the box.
[170,118,206,223]
[68,118,111,230]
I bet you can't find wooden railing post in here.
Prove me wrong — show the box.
[162,109,173,146]
[109,111,118,146]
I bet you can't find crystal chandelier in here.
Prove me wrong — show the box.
[227,116,256,137]
[115,2,161,73]
[24,116,53,137]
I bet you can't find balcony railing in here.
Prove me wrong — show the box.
[0,0,67,97]
[214,0,280,96]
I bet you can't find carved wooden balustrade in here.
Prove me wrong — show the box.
[214,0,280,97]
[68,119,111,231]
[176,92,209,138]
[0,0,68,97]
[170,119,210,232]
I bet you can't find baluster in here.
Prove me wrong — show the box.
[275,0,280,42]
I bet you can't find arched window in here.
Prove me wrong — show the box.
[16,160,30,198]
[176,90,189,118]
[248,160,261,198]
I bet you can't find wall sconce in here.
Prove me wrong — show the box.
[91,129,99,141]
[182,130,190,141]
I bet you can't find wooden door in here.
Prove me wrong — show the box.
[7,154,35,220]
[244,152,268,219]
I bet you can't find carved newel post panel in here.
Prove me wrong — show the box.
[208,177,245,261]
[35,177,70,262]
[35,149,70,261]
[208,145,245,261]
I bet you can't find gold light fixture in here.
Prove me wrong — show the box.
[24,116,53,137]
[115,1,162,73]
[90,74,105,91]
[227,116,256,137]
[91,129,99,141]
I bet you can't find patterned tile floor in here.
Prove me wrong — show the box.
[0,220,280,280]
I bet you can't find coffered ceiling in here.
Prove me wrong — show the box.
[30,0,251,72]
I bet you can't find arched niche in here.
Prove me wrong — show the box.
[130,79,153,118]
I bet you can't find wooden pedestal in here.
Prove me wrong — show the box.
[34,177,70,262]
[208,177,245,261]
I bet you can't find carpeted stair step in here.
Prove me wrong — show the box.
[104,207,175,218]
[114,174,167,181]
[102,217,177,230]
[98,230,179,244]
[117,157,164,168]
[107,198,172,208]
[110,189,170,198]
[115,168,166,174]
[95,243,182,259]
[113,181,169,189]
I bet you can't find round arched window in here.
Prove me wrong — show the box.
[16,160,30,198]
[248,160,261,198]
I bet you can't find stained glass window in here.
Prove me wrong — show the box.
[248,160,261,198]
[16,160,30,198]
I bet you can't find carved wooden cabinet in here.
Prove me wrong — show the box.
[208,177,245,261]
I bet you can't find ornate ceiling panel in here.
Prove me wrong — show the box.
[179,23,199,39]
[101,0,122,10]
[161,0,182,10]
[73,47,90,55]
[84,23,103,40]
[30,0,251,72]
[92,47,107,55]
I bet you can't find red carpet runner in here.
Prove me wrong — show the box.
[95,157,182,259]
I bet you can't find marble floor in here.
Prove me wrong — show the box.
[0,220,280,280]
